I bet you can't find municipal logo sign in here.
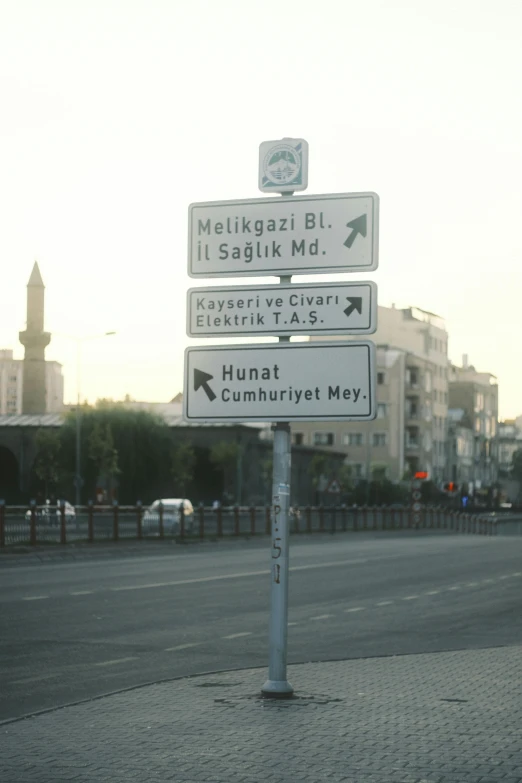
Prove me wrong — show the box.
[259,138,308,193]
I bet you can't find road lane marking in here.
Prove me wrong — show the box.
[512,572,522,577]
[426,590,440,595]
[93,657,138,667]
[290,558,368,572]
[165,643,203,652]
[499,575,509,580]
[110,572,268,591]
[344,607,364,613]
[70,590,93,595]
[11,673,60,686]
[482,578,495,584]
[288,622,299,626]
[402,595,418,600]
[310,614,334,621]
[222,632,253,640]
[109,558,370,593]
[466,582,478,587]
[376,601,393,606]
[448,586,460,591]
[21,595,48,601]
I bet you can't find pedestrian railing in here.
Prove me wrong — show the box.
[0,501,501,548]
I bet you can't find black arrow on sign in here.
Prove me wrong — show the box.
[343,297,363,318]
[194,368,216,401]
[344,214,367,249]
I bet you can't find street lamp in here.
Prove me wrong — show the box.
[68,331,116,507]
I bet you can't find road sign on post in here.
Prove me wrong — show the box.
[184,137,379,700]
[187,281,377,338]
[183,342,376,423]
[188,192,379,278]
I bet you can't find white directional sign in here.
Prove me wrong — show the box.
[188,192,379,278]
[183,342,376,422]
[187,281,377,338]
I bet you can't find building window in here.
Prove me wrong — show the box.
[9,375,17,382]
[406,368,419,387]
[314,432,334,446]
[343,432,363,446]
[372,433,387,447]
[377,372,385,385]
[377,403,387,419]
[293,433,304,446]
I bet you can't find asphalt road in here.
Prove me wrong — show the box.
[1,532,521,721]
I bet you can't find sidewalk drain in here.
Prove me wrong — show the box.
[440,698,468,703]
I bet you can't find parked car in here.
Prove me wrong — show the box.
[142,498,195,535]
[25,501,76,524]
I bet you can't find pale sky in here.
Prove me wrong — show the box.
[1,0,521,418]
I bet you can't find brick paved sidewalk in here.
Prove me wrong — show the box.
[1,646,521,783]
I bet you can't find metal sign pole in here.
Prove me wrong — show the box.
[262,186,295,696]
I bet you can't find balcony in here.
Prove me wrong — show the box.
[405,439,420,451]
[406,368,421,389]
[406,397,420,420]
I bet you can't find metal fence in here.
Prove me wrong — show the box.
[0,501,503,548]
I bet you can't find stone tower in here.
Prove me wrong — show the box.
[19,262,51,414]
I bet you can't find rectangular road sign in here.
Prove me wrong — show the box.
[187,281,377,338]
[188,192,379,278]
[183,342,376,422]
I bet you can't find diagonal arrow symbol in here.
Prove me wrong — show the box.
[344,214,367,249]
[343,297,363,318]
[194,368,216,401]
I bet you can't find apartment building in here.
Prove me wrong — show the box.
[0,350,64,414]
[448,358,498,486]
[498,419,521,477]
[446,408,475,485]
[0,350,23,415]
[293,305,450,483]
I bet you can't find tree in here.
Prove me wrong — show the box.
[171,441,196,497]
[88,422,120,500]
[209,441,240,503]
[511,449,522,497]
[58,404,173,503]
[260,457,273,503]
[33,429,62,499]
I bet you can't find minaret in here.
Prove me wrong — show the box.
[19,262,51,414]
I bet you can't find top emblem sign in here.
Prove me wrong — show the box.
[259,138,309,193]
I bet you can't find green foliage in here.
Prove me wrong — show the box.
[34,429,62,496]
[337,464,354,492]
[209,441,240,502]
[307,454,331,488]
[512,449,522,483]
[59,404,172,503]
[88,422,120,482]
[351,478,408,506]
[209,441,240,469]
[171,441,196,496]
[260,457,273,503]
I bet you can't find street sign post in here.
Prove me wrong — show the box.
[188,192,379,278]
[187,281,377,338]
[184,138,379,700]
[183,341,376,423]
